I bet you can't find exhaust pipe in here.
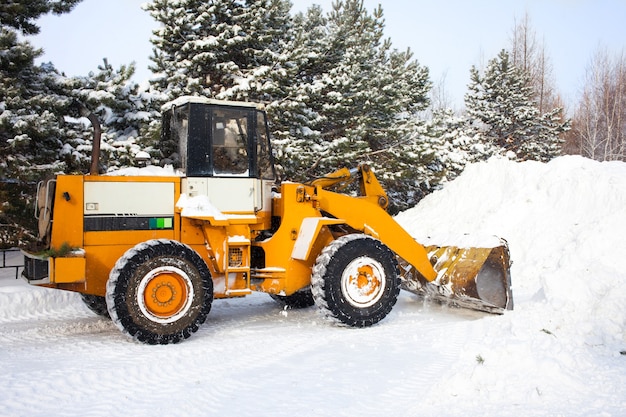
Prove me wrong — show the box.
[73,101,101,175]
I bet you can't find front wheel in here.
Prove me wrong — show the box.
[311,234,400,327]
[106,239,213,344]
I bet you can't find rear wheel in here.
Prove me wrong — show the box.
[269,287,315,309]
[106,239,213,344]
[311,234,400,327]
[81,294,110,319]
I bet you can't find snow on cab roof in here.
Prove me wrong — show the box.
[161,96,265,111]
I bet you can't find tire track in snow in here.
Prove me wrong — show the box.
[316,294,484,417]
[337,318,475,417]
[179,293,483,417]
[0,289,329,416]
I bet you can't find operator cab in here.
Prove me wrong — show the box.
[161,96,275,179]
[161,97,276,213]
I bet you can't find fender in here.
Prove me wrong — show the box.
[291,217,345,261]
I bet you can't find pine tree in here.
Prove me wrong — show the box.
[0,0,162,246]
[146,0,292,103]
[66,59,162,173]
[0,1,83,247]
[465,49,567,162]
[424,108,495,182]
[275,1,432,213]
[0,0,82,35]
[0,28,74,181]
[266,5,331,179]
[307,0,386,173]
[363,45,437,212]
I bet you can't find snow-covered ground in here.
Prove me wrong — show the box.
[1,155,625,417]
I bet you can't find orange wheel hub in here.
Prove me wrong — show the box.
[342,257,386,307]
[352,265,381,296]
[143,272,188,317]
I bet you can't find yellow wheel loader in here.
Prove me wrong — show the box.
[21,97,512,344]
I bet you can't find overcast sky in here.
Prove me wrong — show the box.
[31,0,626,110]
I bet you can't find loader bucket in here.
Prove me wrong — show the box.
[400,240,513,314]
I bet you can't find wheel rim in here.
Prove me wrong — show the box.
[341,256,387,308]
[137,266,195,324]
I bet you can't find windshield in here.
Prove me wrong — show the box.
[161,102,275,179]
[212,108,250,176]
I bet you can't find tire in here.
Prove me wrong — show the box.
[106,239,213,345]
[269,287,315,309]
[81,294,110,319]
[311,234,400,327]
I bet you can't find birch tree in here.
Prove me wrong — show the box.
[571,48,626,161]
[509,12,561,114]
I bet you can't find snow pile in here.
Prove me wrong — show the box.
[396,155,626,413]
[0,280,80,320]
[397,155,626,339]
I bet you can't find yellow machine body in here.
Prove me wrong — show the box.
[24,165,512,310]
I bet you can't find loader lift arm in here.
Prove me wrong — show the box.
[309,165,437,282]
[309,164,513,313]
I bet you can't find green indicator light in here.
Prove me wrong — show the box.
[148,217,173,229]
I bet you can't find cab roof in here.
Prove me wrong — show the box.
[161,96,265,112]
